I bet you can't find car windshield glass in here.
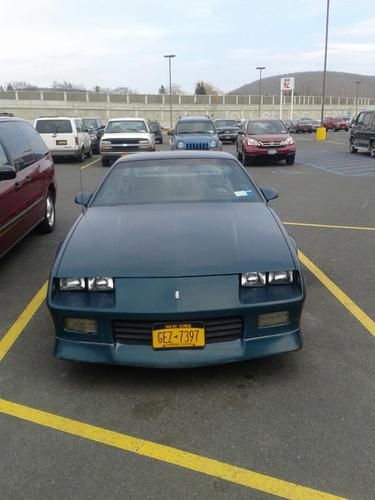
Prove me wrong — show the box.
[214,120,237,128]
[92,159,261,206]
[35,120,72,134]
[150,121,161,130]
[82,119,97,129]
[105,120,148,133]
[175,121,215,134]
[247,120,287,134]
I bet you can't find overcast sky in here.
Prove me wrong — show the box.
[2,0,375,93]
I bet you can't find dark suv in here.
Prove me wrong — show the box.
[349,111,375,156]
[82,117,106,154]
[0,117,56,258]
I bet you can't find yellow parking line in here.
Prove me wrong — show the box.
[0,281,48,362]
[80,157,100,170]
[298,251,375,337]
[284,222,375,232]
[0,398,344,500]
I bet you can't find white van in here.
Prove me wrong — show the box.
[34,117,92,162]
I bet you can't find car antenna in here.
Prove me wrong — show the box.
[78,163,86,215]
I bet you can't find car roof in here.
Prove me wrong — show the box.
[177,116,212,122]
[116,151,236,163]
[107,117,147,122]
[35,116,79,120]
[0,116,31,124]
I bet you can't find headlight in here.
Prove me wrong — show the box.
[59,277,114,291]
[241,271,294,287]
[241,272,266,287]
[209,139,217,148]
[247,138,260,146]
[89,133,97,140]
[139,139,150,144]
[268,271,294,285]
[59,278,86,291]
[88,277,114,291]
[100,140,111,149]
[281,137,294,146]
[177,141,185,149]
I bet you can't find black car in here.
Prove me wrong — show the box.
[214,119,239,143]
[150,120,163,144]
[295,119,314,133]
[82,118,106,154]
[350,110,375,156]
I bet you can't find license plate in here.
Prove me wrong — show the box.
[225,135,231,139]
[152,322,205,349]
[268,149,277,155]
[56,140,67,145]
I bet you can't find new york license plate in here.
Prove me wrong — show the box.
[56,140,67,145]
[268,148,277,155]
[152,322,205,349]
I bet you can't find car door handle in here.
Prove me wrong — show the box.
[14,181,22,191]
[25,176,31,182]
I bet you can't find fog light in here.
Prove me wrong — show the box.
[258,311,289,328]
[64,317,97,334]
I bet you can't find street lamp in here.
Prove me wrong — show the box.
[354,81,361,116]
[164,54,176,129]
[320,0,330,127]
[256,66,266,117]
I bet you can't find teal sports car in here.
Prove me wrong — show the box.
[48,151,305,368]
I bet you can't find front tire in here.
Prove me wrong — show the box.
[370,142,375,158]
[37,192,55,234]
[77,148,85,162]
[242,150,251,166]
[87,145,93,158]
[102,158,110,167]
[349,139,358,154]
[286,154,295,165]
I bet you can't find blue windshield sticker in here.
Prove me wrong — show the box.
[234,190,253,197]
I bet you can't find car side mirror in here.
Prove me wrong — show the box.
[75,192,92,206]
[261,187,279,202]
[0,165,17,181]
[85,128,90,133]
[167,129,174,136]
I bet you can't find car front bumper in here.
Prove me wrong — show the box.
[244,144,296,159]
[48,275,305,368]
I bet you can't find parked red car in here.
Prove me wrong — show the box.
[0,117,56,258]
[237,119,296,165]
[323,116,349,131]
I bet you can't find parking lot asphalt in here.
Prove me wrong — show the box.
[1,132,374,499]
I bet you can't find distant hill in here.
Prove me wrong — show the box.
[229,71,375,97]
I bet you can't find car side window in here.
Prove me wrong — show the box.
[356,113,365,126]
[0,143,9,167]
[363,113,372,128]
[75,120,82,133]
[0,122,35,170]
[17,122,49,161]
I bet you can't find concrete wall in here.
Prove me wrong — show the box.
[1,91,374,126]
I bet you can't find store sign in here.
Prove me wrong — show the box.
[280,77,295,91]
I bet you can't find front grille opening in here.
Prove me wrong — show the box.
[113,317,243,345]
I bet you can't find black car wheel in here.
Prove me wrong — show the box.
[237,147,242,161]
[77,148,85,162]
[286,154,295,165]
[102,158,110,167]
[349,139,358,154]
[242,150,251,166]
[370,142,375,158]
[37,192,56,234]
[87,145,93,158]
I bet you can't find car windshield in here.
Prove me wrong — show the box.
[175,121,215,134]
[247,120,287,135]
[214,120,237,128]
[105,120,148,133]
[82,119,97,129]
[35,119,72,134]
[150,121,161,131]
[92,158,261,206]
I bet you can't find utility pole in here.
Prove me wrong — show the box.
[164,54,176,129]
[256,66,266,118]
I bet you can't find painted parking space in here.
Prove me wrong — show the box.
[1,141,375,499]
[297,150,375,176]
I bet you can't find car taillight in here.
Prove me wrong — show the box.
[75,136,79,145]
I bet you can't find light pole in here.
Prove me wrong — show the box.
[164,54,176,129]
[320,0,330,127]
[354,81,361,116]
[256,66,266,117]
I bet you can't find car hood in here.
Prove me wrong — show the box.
[102,132,151,141]
[248,134,289,142]
[57,203,295,278]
